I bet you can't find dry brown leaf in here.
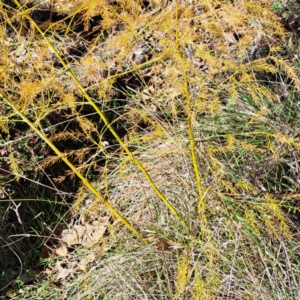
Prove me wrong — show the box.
[44,267,52,277]
[156,238,172,251]
[52,262,73,282]
[156,238,184,251]
[76,253,96,271]
[224,32,237,45]
[55,245,68,257]
[81,220,108,247]
[0,146,8,155]
[55,267,73,281]
[59,217,109,247]
[6,289,17,298]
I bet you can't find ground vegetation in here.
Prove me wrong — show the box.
[1,0,300,299]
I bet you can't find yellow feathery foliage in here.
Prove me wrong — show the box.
[48,131,82,142]
[9,152,21,181]
[236,180,258,195]
[271,57,300,90]
[0,117,9,136]
[275,133,300,151]
[1,0,300,297]
[76,117,99,145]
[37,154,65,170]
[192,272,211,300]
[175,249,191,298]
[245,208,261,237]
[263,214,279,239]
[72,183,86,215]
[264,194,291,239]
[220,179,238,194]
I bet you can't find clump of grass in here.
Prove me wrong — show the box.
[1,0,300,299]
